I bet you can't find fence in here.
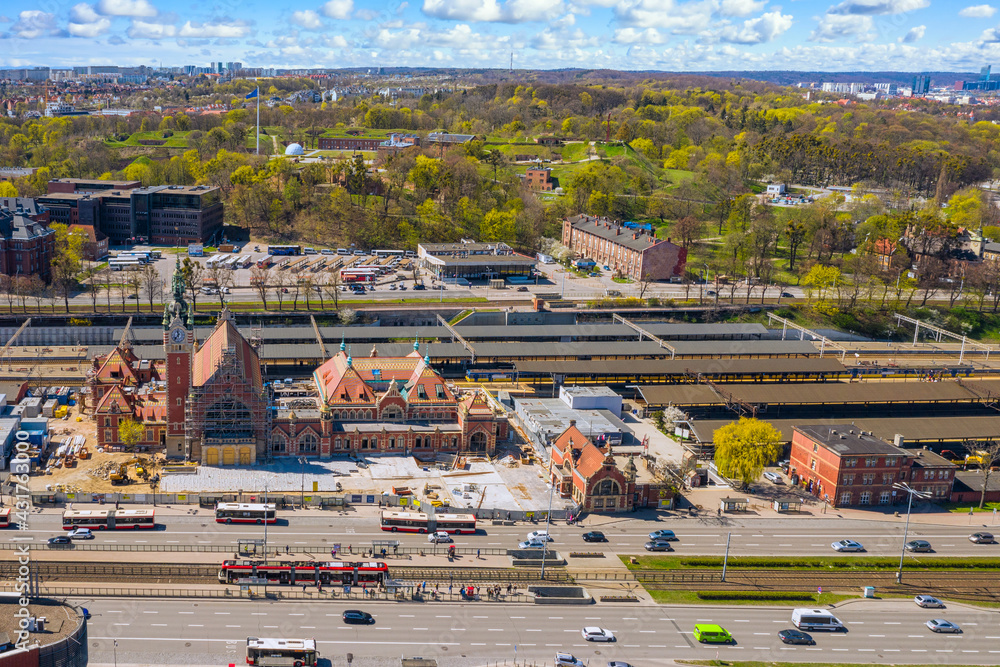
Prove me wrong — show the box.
[0,543,511,557]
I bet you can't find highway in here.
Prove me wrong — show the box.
[81,597,1000,666]
[8,511,999,558]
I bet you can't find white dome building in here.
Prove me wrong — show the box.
[284,143,304,156]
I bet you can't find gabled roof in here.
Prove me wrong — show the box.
[575,445,611,479]
[94,345,139,384]
[94,385,132,415]
[314,348,450,406]
[551,424,591,459]
[192,317,262,390]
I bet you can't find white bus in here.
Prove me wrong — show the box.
[215,502,276,524]
[117,251,150,263]
[109,258,141,271]
[205,254,224,268]
[373,249,404,258]
[246,637,318,667]
[237,254,253,269]
[791,608,844,631]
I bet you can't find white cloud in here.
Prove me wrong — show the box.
[828,0,930,15]
[69,17,112,37]
[177,20,250,38]
[810,13,874,42]
[10,10,58,38]
[613,27,666,44]
[960,4,996,18]
[900,24,925,42]
[326,34,349,48]
[719,0,767,17]
[552,12,576,27]
[291,10,323,29]
[720,10,793,44]
[422,0,563,23]
[613,0,714,33]
[321,0,354,19]
[70,3,101,23]
[95,0,158,18]
[126,19,175,38]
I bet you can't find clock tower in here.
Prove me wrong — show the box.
[163,256,194,459]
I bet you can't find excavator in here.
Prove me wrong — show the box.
[109,463,130,486]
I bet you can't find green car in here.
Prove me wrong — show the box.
[694,624,733,644]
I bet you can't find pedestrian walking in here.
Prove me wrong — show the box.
[449,583,453,594]
[476,548,481,559]
[302,584,307,592]
[286,545,290,554]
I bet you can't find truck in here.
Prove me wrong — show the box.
[573,259,596,269]
[218,243,236,253]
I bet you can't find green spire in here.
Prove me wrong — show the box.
[340,334,346,352]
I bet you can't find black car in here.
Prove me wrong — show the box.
[343,610,374,624]
[582,531,607,543]
[413,284,426,290]
[48,535,71,545]
[778,629,815,645]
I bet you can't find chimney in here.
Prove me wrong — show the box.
[569,419,576,427]
[616,227,620,236]
[894,434,904,447]
[632,233,638,240]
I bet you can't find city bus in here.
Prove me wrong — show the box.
[215,502,276,524]
[380,511,477,534]
[205,254,225,268]
[256,257,272,269]
[340,268,377,284]
[109,258,141,271]
[220,560,388,586]
[116,251,150,263]
[0,508,12,528]
[62,508,156,529]
[372,249,404,258]
[246,637,318,667]
[268,245,302,256]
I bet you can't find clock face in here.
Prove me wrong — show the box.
[170,328,185,344]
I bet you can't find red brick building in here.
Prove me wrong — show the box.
[0,206,56,281]
[548,422,672,513]
[790,425,956,508]
[561,215,687,281]
[69,223,109,260]
[524,167,557,191]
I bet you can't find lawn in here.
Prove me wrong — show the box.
[559,142,591,162]
[940,501,1000,513]
[622,554,1000,571]
[105,130,193,148]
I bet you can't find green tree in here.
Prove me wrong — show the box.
[49,223,83,312]
[785,221,807,270]
[118,417,145,452]
[0,182,17,197]
[802,264,841,301]
[712,417,783,489]
[480,209,517,243]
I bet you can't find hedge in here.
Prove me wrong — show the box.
[696,591,816,601]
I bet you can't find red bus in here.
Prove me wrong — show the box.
[0,508,12,528]
[218,560,388,585]
[256,257,272,268]
[380,511,476,534]
[246,637,318,667]
[340,269,377,284]
[216,502,277,524]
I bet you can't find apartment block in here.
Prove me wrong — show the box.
[561,214,686,281]
[0,204,55,281]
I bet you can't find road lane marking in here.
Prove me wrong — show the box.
[151,624,167,627]
[226,625,241,628]
[111,623,130,626]
[142,611,157,614]
[188,625,203,628]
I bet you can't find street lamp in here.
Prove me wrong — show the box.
[893,481,930,583]
[298,457,307,509]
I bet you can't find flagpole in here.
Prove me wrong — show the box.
[255,79,260,155]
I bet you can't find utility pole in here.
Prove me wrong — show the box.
[722,532,731,582]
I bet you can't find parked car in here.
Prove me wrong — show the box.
[581,627,615,642]
[516,286,528,292]
[582,531,607,543]
[915,595,945,608]
[648,529,677,540]
[68,528,94,540]
[926,619,962,633]
[970,532,995,544]
[763,471,783,484]
[413,284,426,290]
[342,610,374,624]
[428,531,452,544]
[644,540,673,552]
[905,540,933,552]
[831,539,865,552]
[778,629,814,645]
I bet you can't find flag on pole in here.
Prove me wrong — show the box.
[245,88,258,100]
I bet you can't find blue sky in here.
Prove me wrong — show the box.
[2,0,1000,72]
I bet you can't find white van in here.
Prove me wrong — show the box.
[337,248,350,256]
[304,247,317,255]
[791,608,844,631]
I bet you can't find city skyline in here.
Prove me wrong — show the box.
[1,1,1000,72]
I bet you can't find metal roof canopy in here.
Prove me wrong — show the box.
[515,357,844,375]
[613,313,676,359]
[768,313,846,360]
[894,313,992,364]
[1,317,30,369]
[436,313,476,363]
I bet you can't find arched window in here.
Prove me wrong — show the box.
[383,405,402,421]
[299,432,318,453]
[595,479,621,496]
[365,410,373,420]
[270,432,287,453]
[332,411,340,420]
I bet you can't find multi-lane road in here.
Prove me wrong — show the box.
[83,597,1000,666]
[7,510,999,558]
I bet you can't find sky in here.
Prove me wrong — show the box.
[2,0,1000,72]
